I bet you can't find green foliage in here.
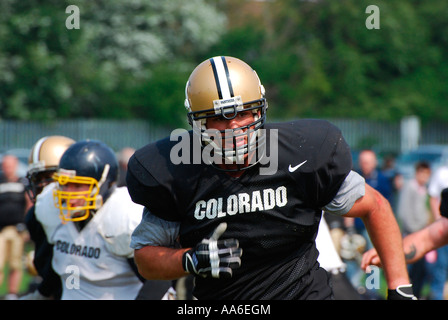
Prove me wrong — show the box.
[253,0,448,123]
[0,0,226,125]
[1,0,447,127]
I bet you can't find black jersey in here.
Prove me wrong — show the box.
[127,119,353,299]
[0,175,27,230]
[25,206,62,299]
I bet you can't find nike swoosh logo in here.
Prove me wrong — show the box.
[288,160,307,173]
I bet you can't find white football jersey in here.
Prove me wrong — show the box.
[316,215,345,272]
[35,184,144,300]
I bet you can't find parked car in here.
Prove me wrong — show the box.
[395,144,448,180]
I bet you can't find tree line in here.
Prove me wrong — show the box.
[1,0,447,129]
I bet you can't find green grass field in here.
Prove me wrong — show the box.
[0,265,34,297]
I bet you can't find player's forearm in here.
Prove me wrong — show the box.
[403,218,448,263]
[362,193,409,289]
[401,229,432,264]
[134,246,189,280]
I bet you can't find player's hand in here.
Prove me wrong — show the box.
[387,284,417,300]
[182,222,242,279]
[361,247,382,270]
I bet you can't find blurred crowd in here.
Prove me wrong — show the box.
[327,148,448,300]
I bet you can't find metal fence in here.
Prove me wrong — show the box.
[0,119,173,152]
[330,118,448,155]
[330,118,401,153]
[0,118,447,155]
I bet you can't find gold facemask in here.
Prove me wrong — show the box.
[52,170,103,223]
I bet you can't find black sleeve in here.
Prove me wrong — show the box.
[37,267,62,299]
[126,144,180,222]
[25,206,53,274]
[25,206,62,299]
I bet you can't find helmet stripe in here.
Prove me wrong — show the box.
[220,56,234,97]
[210,56,233,100]
[32,136,48,163]
[209,58,222,99]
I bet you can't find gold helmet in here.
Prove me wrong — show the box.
[27,135,75,201]
[185,56,268,170]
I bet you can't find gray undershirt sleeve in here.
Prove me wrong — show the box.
[323,170,366,216]
[130,207,180,250]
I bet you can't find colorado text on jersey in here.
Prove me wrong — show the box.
[55,240,101,259]
[194,186,287,220]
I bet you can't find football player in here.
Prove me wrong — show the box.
[21,135,75,300]
[34,140,145,300]
[127,56,414,300]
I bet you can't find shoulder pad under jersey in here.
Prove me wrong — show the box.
[97,187,144,257]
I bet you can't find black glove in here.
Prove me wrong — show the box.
[387,284,417,300]
[182,223,242,279]
[440,188,448,218]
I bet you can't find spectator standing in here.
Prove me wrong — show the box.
[398,162,432,236]
[358,149,393,203]
[397,161,432,298]
[382,154,404,212]
[0,155,31,299]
